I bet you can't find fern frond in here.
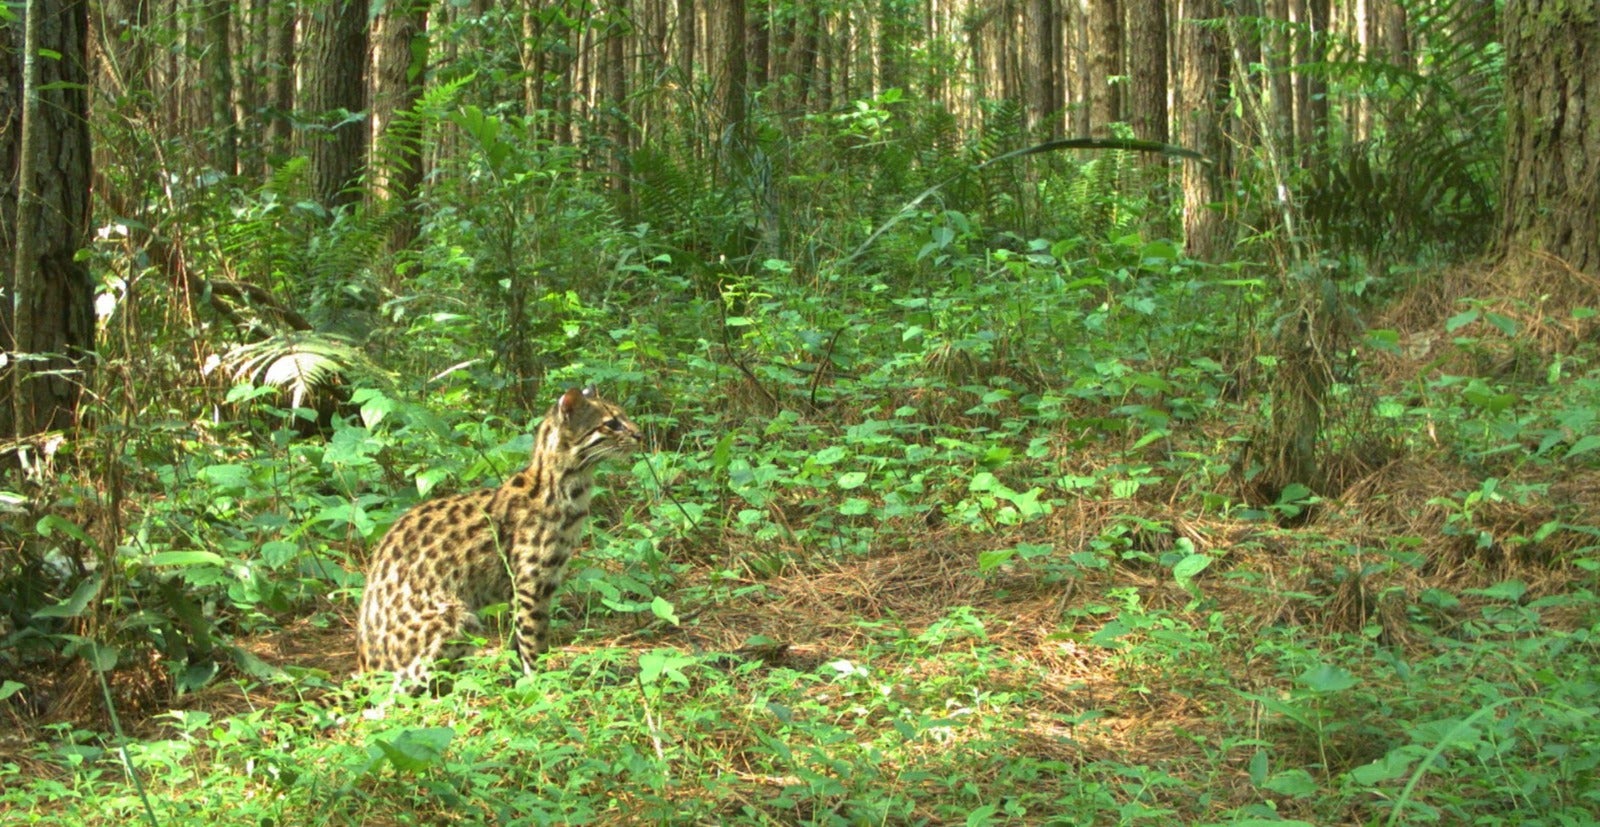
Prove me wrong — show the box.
[221,332,377,409]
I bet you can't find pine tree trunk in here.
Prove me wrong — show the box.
[1499,0,1600,275]
[718,0,748,137]
[605,3,630,194]
[204,0,237,175]
[1178,0,1229,260]
[1126,0,1168,151]
[304,0,370,210]
[1026,0,1060,136]
[265,0,297,164]
[1264,0,1293,158]
[370,0,429,252]
[1,0,95,437]
[1089,0,1123,135]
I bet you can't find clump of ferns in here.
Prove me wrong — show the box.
[207,332,393,432]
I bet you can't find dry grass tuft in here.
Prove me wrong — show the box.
[1377,252,1600,381]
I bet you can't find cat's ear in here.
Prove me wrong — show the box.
[582,385,597,399]
[558,387,585,416]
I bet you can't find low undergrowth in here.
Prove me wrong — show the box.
[5,214,1600,824]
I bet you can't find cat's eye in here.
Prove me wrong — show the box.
[604,417,625,431]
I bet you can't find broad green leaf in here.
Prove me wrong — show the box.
[359,391,396,427]
[1565,435,1600,459]
[1298,663,1357,693]
[968,472,1000,492]
[373,727,455,774]
[259,540,297,569]
[0,681,25,701]
[60,635,119,671]
[1247,749,1268,785]
[1484,312,1519,336]
[33,575,101,619]
[1466,579,1527,602]
[36,514,95,545]
[1277,483,1313,504]
[977,548,1016,572]
[82,640,120,672]
[1171,553,1213,581]
[198,463,253,490]
[838,498,871,516]
[638,650,697,686]
[1445,308,1479,332]
[1016,542,1054,559]
[650,596,680,626]
[712,432,736,470]
[229,645,286,680]
[812,446,847,465]
[1364,328,1401,354]
[1348,748,1418,785]
[964,804,1001,827]
[837,471,867,489]
[149,550,227,567]
[415,467,450,497]
[1261,769,1318,798]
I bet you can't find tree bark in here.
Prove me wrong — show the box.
[2,0,95,438]
[203,0,237,175]
[1089,0,1123,135]
[304,0,370,210]
[677,0,695,89]
[605,1,630,193]
[1302,0,1329,159]
[1264,0,1293,158]
[1498,0,1600,275]
[370,0,430,251]
[1178,0,1229,260]
[1126,0,1168,151]
[718,0,748,139]
[264,0,297,164]
[1025,0,1061,136]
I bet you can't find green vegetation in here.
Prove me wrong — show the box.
[4,3,1599,826]
[8,187,1598,821]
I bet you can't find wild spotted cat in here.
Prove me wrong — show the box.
[356,387,640,689]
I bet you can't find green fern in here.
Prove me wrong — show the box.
[1298,0,1501,261]
[218,332,380,410]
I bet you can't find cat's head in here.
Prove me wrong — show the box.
[548,386,641,468]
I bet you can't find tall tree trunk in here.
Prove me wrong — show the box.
[605,2,630,194]
[2,0,95,438]
[1303,0,1329,159]
[677,0,695,89]
[239,0,269,175]
[1025,0,1061,136]
[1178,0,1229,260]
[1089,0,1123,135]
[1498,0,1600,275]
[1067,0,1091,136]
[1126,0,1168,151]
[749,0,770,90]
[304,0,370,209]
[203,0,237,175]
[370,0,430,252]
[1351,0,1372,141]
[265,0,297,164]
[1264,0,1293,158]
[718,0,748,139]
